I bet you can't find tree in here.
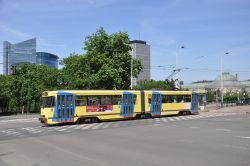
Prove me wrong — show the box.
[134,79,175,90]
[205,89,215,103]
[0,75,9,113]
[61,27,142,90]
[4,63,61,113]
[60,53,90,89]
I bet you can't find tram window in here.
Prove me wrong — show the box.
[184,95,191,102]
[62,96,65,106]
[148,94,152,103]
[177,95,184,103]
[67,96,72,106]
[162,95,168,103]
[87,96,101,106]
[168,95,174,103]
[42,97,55,107]
[134,95,137,104]
[101,96,112,105]
[112,95,122,105]
[76,96,87,106]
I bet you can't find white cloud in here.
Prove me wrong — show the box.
[0,24,32,40]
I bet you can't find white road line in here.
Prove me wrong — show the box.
[179,116,188,120]
[237,136,250,139]
[101,123,112,129]
[185,116,194,119]
[91,123,104,130]
[1,129,22,136]
[216,129,232,132]
[22,127,42,133]
[67,125,78,129]
[60,125,77,132]
[173,117,181,121]
[81,123,96,130]
[195,115,203,118]
[74,124,87,130]
[189,115,199,119]
[54,126,69,132]
[160,118,168,122]
[168,117,175,121]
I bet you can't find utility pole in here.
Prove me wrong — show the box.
[220,52,229,108]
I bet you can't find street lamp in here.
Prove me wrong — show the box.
[130,43,135,89]
[220,52,229,108]
[175,46,184,80]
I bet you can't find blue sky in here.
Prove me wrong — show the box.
[0,0,249,83]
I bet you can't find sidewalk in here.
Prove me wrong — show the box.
[207,105,250,113]
[0,113,39,121]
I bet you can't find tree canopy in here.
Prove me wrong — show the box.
[61,27,142,90]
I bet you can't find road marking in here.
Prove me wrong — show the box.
[91,123,104,130]
[173,117,181,121]
[184,116,194,119]
[0,112,240,139]
[74,124,87,129]
[160,117,168,122]
[101,123,112,129]
[168,117,175,121]
[216,129,232,132]
[1,129,22,136]
[179,116,188,120]
[22,127,42,133]
[237,136,250,139]
[81,123,96,130]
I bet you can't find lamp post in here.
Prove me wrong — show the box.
[130,43,135,89]
[220,52,229,108]
[130,48,133,89]
[175,46,184,80]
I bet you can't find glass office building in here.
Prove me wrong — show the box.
[36,52,59,69]
[3,38,36,75]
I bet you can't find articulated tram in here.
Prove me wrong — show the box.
[39,90,199,125]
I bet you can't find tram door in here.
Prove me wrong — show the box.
[150,92,162,116]
[190,93,199,114]
[121,92,134,117]
[57,94,75,122]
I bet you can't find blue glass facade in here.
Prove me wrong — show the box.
[3,38,36,75]
[36,52,58,69]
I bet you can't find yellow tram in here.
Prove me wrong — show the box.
[40,90,199,125]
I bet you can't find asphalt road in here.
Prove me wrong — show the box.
[0,110,249,166]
